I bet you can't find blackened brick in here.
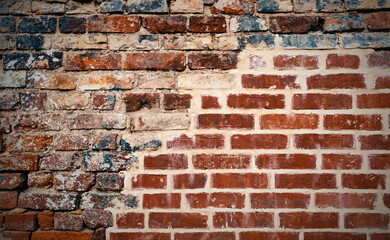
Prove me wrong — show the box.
[18,17,57,33]
[59,16,86,33]
[16,35,44,50]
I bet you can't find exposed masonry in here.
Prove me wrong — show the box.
[0,0,390,240]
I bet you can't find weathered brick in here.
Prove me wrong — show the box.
[324,114,382,130]
[27,172,53,188]
[293,0,317,12]
[93,94,116,110]
[0,191,18,209]
[164,93,191,110]
[31,0,65,14]
[129,113,190,131]
[68,113,127,130]
[0,35,15,50]
[143,193,181,209]
[257,0,293,12]
[66,0,97,14]
[54,213,83,231]
[193,154,250,169]
[54,172,94,191]
[53,134,89,151]
[370,154,390,170]
[92,134,117,151]
[162,35,213,50]
[0,116,12,133]
[270,16,319,33]
[124,52,185,71]
[0,17,16,33]
[371,233,390,240]
[3,52,62,70]
[189,16,227,33]
[31,232,94,240]
[341,33,390,48]
[211,0,255,14]
[109,34,158,50]
[6,134,53,152]
[65,53,121,71]
[238,34,275,49]
[280,212,338,229]
[293,94,352,109]
[80,192,137,209]
[188,53,238,70]
[187,192,245,208]
[345,213,389,229]
[316,193,376,209]
[317,0,344,11]
[345,0,390,10]
[37,212,54,231]
[305,232,365,240]
[83,210,113,228]
[167,134,224,149]
[150,212,208,229]
[88,15,140,33]
[358,93,390,109]
[273,55,318,70]
[342,174,386,189]
[126,0,168,13]
[123,93,159,112]
[59,16,86,33]
[16,35,43,50]
[276,174,336,189]
[376,76,390,89]
[100,0,125,13]
[178,74,235,89]
[96,173,124,191]
[251,193,310,209]
[0,173,26,189]
[0,232,31,240]
[249,54,267,68]
[366,12,390,31]
[18,17,56,33]
[176,232,236,240]
[214,212,273,228]
[230,17,267,32]
[144,154,188,170]
[170,0,203,13]
[132,174,167,189]
[260,114,318,130]
[121,132,162,152]
[40,153,79,171]
[326,54,360,69]
[228,94,285,109]
[322,154,362,170]
[51,34,108,50]
[212,173,268,189]
[324,15,365,32]
[143,16,187,33]
[307,73,366,89]
[4,213,37,231]
[257,154,316,169]
[21,92,48,111]
[15,114,63,131]
[201,95,221,109]
[82,152,137,172]
[27,72,76,90]
[198,114,254,129]
[368,51,390,68]
[116,212,144,228]
[280,34,337,49]
[80,73,134,90]
[173,173,207,189]
[0,93,20,110]
[18,190,79,210]
[0,155,39,171]
[138,73,176,89]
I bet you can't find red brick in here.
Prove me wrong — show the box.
[53,134,90,151]
[305,232,366,240]
[213,212,273,228]
[93,94,116,110]
[116,212,144,229]
[326,54,360,69]
[228,94,285,109]
[149,212,208,229]
[231,134,288,149]
[54,172,95,191]
[360,135,390,150]
[28,172,53,188]
[212,173,267,189]
[375,75,390,89]
[316,193,376,209]
[322,154,362,169]
[173,173,207,189]
[110,233,169,240]
[198,114,254,129]
[188,53,238,70]
[93,228,105,240]
[143,193,181,209]
[27,72,77,90]
[37,212,54,231]
[175,232,235,240]
[274,55,318,69]
[31,231,94,240]
[18,191,78,210]
[307,73,365,89]
[88,15,140,33]
[251,193,310,209]
[345,213,389,229]
[325,114,382,130]
[124,52,185,71]
[211,0,255,14]
[123,93,159,112]
[189,16,227,33]
[295,134,354,149]
[14,114,63,131]
[366,12,390,30]
[256,154,316,169]
[368,51,390,68]
[65,53,121,71]
[96,173,124,191]
[144,154,188,170]
[358,93,390,108]
[261,114,319,129]
[371,233,390,240]
[164,93,191,110]
[369,154,390,169]
[54,213,83,231]
[92,134,117,151]
[193,154,250,169]
[280,212,338,229]
[292,93,352,109]
[167,134,224,149]
[7,134,53,152]
[4,213,37,231]
[342,174,386,189]
[186,192,245,208]
[143,16,187,33]
[201,95,221,109]
[0,173,26,189]
[131,174,166,189]
[270,16,319,33]
[276,174,336,189]
[40,153,79,171]
[0,155,38,171]
[0,191,18,209]
[1,232,31,240]
[242,74,299,89]
[385,194,390,208]
[240,232,299,240]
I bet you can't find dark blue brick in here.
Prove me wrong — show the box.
[4,52,62,70]
[16,35,44,50]
[18,17,56,34]
[233,17,267,32]
[82,152,138,172]
[280,34,337,49]
[100,0,125,12]
[316,0,344,12]
[59,16,86,34]
[257,0,292,12]
[238,34,275,50]
[341,33,390,48]
[0,17,16,33]
[126,0,168,13]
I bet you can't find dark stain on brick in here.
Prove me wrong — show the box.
[18,17,57,33]
[16,35,44,50]
[59,16,86,33]
[126,0,168,13]
[120,139,162,152]
[238,34,275,49]
[4,52,62,70]
[0,17,16,33]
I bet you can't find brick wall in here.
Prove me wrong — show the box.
[0,0,390,239]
